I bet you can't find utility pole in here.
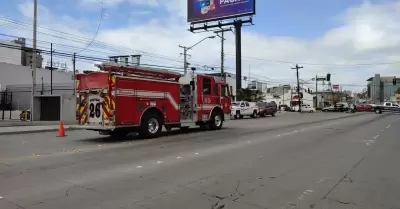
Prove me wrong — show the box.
[73,53,76,95]
[215,29,230,81]
[50,43,53,95]
[220,31,224,80]
[315,75,318,109]
[248,64,251,88]
[31,0,37,121]
[41,76,44,95]
[179,46,189,75]
[291,64,303,112]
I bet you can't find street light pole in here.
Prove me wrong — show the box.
[179,36,215,75]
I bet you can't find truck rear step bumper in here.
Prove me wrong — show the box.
[76,125,116,131]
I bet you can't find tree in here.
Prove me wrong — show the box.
[236,88,265,102]
[356,88,368,99]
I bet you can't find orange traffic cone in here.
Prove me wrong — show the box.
[57,120,66,137]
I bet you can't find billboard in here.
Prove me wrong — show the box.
[332,84,340,89]
[187,0,256,23]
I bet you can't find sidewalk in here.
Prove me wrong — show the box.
[0,124,79,136]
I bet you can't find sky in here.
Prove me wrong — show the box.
[0,0,400,92]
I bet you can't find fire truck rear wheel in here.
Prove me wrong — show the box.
[210,111,223,130]
[140,112,162,138]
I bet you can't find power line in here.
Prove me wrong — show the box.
[0,16,217,67]
[224,54,400,67]
[75,1,104,54]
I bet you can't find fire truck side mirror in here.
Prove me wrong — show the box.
[190,81,195,91]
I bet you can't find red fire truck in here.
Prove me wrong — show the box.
[77,64,232,138]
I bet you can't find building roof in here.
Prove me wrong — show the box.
[367,76,396,82]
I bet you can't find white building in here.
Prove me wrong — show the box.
[264,85,317,108]
[247,80,268,94]
[0,40,21,66]
[0,38,43,68]
[0,62,75,112]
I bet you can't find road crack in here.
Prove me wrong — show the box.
[309,156,365,208]
[326,197,356,205]
[65,182,98,197]
[1,197,26,209]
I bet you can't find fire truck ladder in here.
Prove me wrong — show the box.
[98,64,181,81]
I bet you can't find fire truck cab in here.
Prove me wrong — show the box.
[77,64,231,138]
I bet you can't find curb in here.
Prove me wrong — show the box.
[0,127,80,136]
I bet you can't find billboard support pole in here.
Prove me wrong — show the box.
[234,20,242,92]
[189,18,253,93]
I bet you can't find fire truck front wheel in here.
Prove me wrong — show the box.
[139,112,163,138]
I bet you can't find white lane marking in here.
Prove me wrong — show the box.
[277,134,281,137]
[373,135,380,139]
[381,129,385,132]
[386,124,391,129]
[397,117,400,121]
[365,140,374,146]
[194,153,199,155]
[0,196,3,200]
[136,165,142,168]
[316,177,331,184]
[157,161,163,164]
[298,190,313,200]
[177,156,182,159]
[247,141,251,143]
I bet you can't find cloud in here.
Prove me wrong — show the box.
[81,0,159,7]
[2,0,400,92]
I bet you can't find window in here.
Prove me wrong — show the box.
[230,86,233,95]
[214,84,219,95]
[203,78,211,95]
[222,85,229,96]
[245,102,250,107]
[256,102,266,107]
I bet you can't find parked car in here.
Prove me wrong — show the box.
[335,103,349,112]
[292,104,315,112]
[280,104,290,111]
[257,101,278,117]
[300,104,316,113]
[322,106,335,112]
[322,103,349,112]
[231,101,259,119]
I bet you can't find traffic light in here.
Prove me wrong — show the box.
[307,88,310,93]
[393,77,397,85]
[326,73,331,81]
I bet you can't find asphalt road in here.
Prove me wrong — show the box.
[0,112,399,209]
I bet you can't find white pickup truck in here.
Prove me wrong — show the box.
[373,102,400,114]
[231,101,259,119]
